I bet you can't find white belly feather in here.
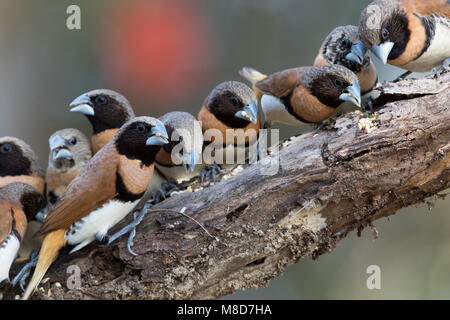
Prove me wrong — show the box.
[0,235,20,282]
[261,94,304,126]
[65,199,139,253]
[403,16,450,72]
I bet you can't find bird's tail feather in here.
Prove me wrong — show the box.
[22,229,66,300]
[239,67,267,84]
[239,67,267,101]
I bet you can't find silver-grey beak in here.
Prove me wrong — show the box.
[49,135,66,150]
[54,149,73,160]
[346,41,367,65]
[49,135,73,160]
[35,206,49,223]
[234,101,258,124]
[371,42,394,64]
[339,81,361,108]
[70,93,94,116]
[146,123,169,146]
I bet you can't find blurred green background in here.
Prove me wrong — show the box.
[0,0,448,299]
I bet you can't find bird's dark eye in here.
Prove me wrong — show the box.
[340,38,351,49]
[69,137,77,146]
[381,28,389,41]
[94,95,108,105]
[37,196,45,207]
[230,96,240,106]
[136,123,146,132]
[48,191,58,205]
[334,79,344,87]
[0,143,12,154]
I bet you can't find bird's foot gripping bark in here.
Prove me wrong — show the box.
[105,179,183,256]
[11,248,39,291]
[363,96,375,113]
[106,203,151,256]
[200,163,222,183]
[393,70,413,83]
[433,58,450,78]
[315,113,341,131]
[152,179,181,204]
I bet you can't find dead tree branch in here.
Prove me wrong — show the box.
[5,72,450,300]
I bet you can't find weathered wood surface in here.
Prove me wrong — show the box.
[4,72,449,300]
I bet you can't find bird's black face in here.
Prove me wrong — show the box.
[327,34,352,61]
[326,34,369,73]
[380,12,410,60]
[161,125,182,155]
[87,94,132,134]
[162,138,182,155]
[71,91,134,134]
[0,142,31,177]
[116,122,167,166]
[310,73,352,108]
[338,36,370,72]
[208,91,251,129]
[21,191,47,221]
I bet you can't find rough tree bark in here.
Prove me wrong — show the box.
[5,72,450,300]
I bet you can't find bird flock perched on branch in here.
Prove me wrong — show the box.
[0,0,448,299]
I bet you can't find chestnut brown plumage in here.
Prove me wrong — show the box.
[358,0,450,72]
[69,89,135,154]
[23,117,168,300]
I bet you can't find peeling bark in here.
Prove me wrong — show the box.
[4,72,450,300]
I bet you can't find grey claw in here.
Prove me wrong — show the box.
[127,228,137,256]
[19,271,30,291]
[200,170,206,183]
[158,180,180,199]
[364,97,374,113]
[152,189,166,204]
[106,203,150,255]
[393,70,412,82]
[106,223,132,246]
[315,122,327,130]
[200,163,222,183]
[12,249,40,291]
[433,58,450,78]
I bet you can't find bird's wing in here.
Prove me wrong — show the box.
[256,68,304,98]
[13,206,27,239]
[38,144,119,235]
[0,200,14,245]
[411,0,450,16]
